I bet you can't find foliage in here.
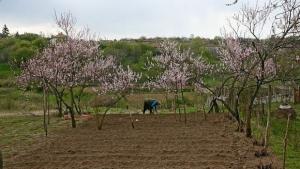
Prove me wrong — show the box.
[0,33,48,65]
[181,37,218,64]
[1,24,9,38]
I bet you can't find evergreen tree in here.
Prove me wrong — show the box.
[2,24,9,37]
[15,31,19,38]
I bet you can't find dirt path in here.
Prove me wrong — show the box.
[0,110,58,117]
[4,114,281,169]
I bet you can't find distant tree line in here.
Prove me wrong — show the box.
[0,26,218,82]
[0,24,49,65]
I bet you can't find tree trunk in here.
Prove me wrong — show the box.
[175,85,181,121]
[53,89,63,117]
[246,105,253,137]
[217,98,241,124]
[98,108,109,130]
[69,107,76,128]
[165,91,168,109]
[196,93,200,121]
[56,93,63,117]
[58,98,63,117]
[234,109,242,131]
[173,98,177,121]
[73,88,84,115]
[69,88,76,128]
[74,89,84,115]
[74,99,81,115]
[180,81,187,125]
[97,95,124,130]
[213,99,220,113]
[246,84,261,138]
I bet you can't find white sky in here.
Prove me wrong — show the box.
[0,0,251,39]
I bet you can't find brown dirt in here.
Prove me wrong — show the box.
[4,114,281,169]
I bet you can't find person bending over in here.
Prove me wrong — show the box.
[143,99,160,114]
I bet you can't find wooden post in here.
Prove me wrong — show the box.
[196,92,200,121]
[298,85,300,104]
[293,88,297,104]
[264,85,272,148]
[128,105,135,129]
[43,87,48,136]
[47,89,50,125]
[175,85,181,121]
[173,98,177,121]
[165,91,169,109]
[256,108,262,141]
[231,90,235,115]
[202,104,207,120]
[294,85,300,104]
[283,114,291,169]
[261,102,265,115]
[96,113,101,130]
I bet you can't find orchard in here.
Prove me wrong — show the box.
[1,0,300,168]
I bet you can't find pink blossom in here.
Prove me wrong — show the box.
[145,40,210,93]
[254,58,276,79]
[218,38,255,74]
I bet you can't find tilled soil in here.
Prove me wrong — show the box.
[4,114,281,169]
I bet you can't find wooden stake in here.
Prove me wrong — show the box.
[202,104,207,120]
[128,106,135,129]
[43,86,48,136]
[180,82,187,125]
[47,89,50,125]
[283,114,291,169]
[173,100,177,121]
[264,85,272,148]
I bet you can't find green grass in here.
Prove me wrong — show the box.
[0,87,209,114]
[0,115,68,155]
[252,102,300,169]
[270,118,300,169]
[203,76,222,87]
[0,87,45,112]
[0,63,13,79]
[0,116,45,145]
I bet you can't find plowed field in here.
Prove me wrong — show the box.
[5,114,281,169]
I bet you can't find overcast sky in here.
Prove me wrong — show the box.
[0,0,247,39]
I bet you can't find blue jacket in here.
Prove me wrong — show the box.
[149,100,159,109]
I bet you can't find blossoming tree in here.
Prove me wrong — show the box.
[215,37,276,132]
[17,12,139,129]
[146,40,209,124]
[92,63,141,130]
[218,0,300,137]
